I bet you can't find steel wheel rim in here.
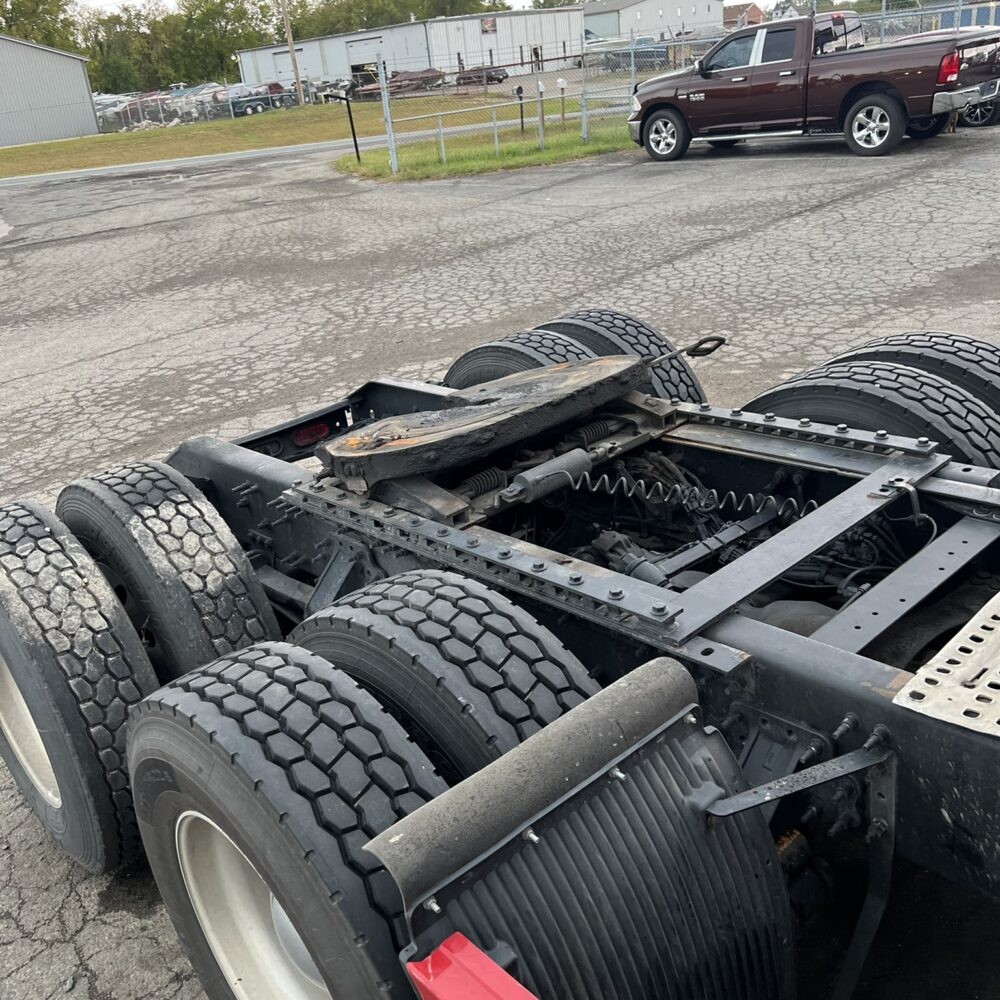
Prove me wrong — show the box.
[650,118,677,155]
[965,102,994,126]
[175,811,330,1000]
[0,652,61,807]
[853,106,891,148]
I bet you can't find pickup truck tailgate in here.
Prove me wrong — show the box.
[957,32,1000,90]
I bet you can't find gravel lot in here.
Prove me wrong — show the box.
[1,129,999,1000]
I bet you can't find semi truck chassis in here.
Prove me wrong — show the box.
[2,310,1000,1000]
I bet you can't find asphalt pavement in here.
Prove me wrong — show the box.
[1,127,999,1000]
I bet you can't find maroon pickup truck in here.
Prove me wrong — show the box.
[627,12,1000,161]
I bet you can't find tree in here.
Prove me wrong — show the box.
[1,0,78,50]
[175,0,276,82]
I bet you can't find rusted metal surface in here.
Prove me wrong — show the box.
[317,356,647,489]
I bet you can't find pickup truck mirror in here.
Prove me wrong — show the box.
[693,57,704,74]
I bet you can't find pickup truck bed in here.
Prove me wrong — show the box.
[628,12,1000,160]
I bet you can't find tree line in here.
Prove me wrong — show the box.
[1,0,511,94]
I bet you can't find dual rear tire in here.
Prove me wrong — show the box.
[130,572,597,1000]
[747,332,1000,467]
[444,307,707,402]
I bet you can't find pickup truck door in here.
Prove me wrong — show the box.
[684,29,762,135]
[746,24,806,131]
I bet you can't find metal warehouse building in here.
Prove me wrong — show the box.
[0,34,98,147]
[237,8,585,86]
[583,0,722,41]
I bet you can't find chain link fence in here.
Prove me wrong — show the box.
[372,35,728,173]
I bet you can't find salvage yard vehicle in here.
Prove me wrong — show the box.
[6,311,1000,998]
[455,65,510,86]
[628,10,1000,160]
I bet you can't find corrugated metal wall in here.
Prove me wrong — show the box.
[426,10,585,75]
[238,10,584,85]
[0,37,98,147]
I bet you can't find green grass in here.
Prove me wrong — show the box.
[0,97,502,179]
[338,122,632,180]
[0,90,632,180]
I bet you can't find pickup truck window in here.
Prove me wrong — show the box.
[814,14,865,55]
[705,33,756,72]
[760,27,796,63]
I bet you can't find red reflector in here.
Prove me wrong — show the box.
[292,422,330,447]
[407,933,538,1000]
[938,51,960,85]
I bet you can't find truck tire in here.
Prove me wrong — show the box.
[128,642,446,1000]
[0,502,158,871]
[291,570,599,783]
[826,332,1000,415]
[642,107,691,162]
[57,462,279,685]
[843,93,906,156]
[443,330,595,389]
[905,113,950,139]
[538,308,706,402]
[747,361,1000,467]
[960,101,999,127]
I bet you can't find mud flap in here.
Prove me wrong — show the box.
[366,657,796,1000]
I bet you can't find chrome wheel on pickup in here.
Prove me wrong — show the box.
[642,108,691,162]
[844,94,906,156]
[853,106,891,147]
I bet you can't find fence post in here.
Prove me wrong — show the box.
[536,82,545,151]
[629,34,637,94]
[581,30,589,143]
[879,0,886,42]
[436,115,447,163]
[492,108,500,157]
[377,53,399,176]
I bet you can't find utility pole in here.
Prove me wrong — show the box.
[279,0,305,108]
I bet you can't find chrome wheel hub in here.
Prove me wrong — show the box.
[649,118,677,156]
[0,653,60,807]
[853,106,891,148]
[175,811,330,1000]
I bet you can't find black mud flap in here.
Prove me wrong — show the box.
[366,657,796,1000]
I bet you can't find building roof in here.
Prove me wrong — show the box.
[236,7,583,56]
[722,2,764,21]
[0,32,88,61]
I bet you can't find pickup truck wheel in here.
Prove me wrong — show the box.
[906,113,950,139]
[291,570,598,784]
[844,94,906,156]
[443,330,595,388]
[643,108,690,162]
[128,642,447,1000]
[538,308,706,402]
[747,361,1000,467]
[961,101,999,127]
